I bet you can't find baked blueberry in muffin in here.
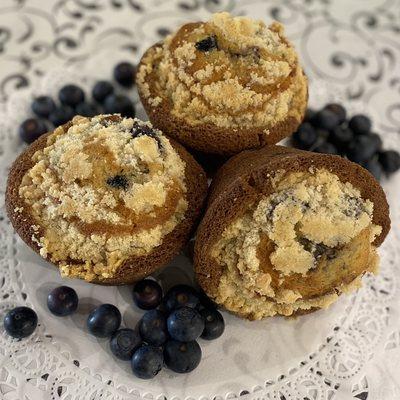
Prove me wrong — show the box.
[137,12,308,155]
[6,115,207,284]
[194,146,390,319]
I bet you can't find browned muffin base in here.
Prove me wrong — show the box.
[6,116,208,285]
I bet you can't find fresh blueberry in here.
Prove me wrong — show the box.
[131,345,163,379]
[315,128,330,141]
[367,133,383,151]
[110,328,142,361]
[106,174,129,190]
[328,126,353,149]
[49,105,75,127]
[313,142,338,155]
[139,310,168,346]
[164,284,200,313]
[113,62,136,87]
[303,108,316,123]
[75,102,99,117]
[58,84,85,107]
[197,289,218,311]
[346,135,379,163]
[92,80,114,103]
[31,96,56,118]
[47,286,78,317]
[103,94,135,118]
[167,307,205,342]
[311,109,339,130]
[362,159,383,181]
[378,150,400,174]
[348,114,372,135]
[324,103,346,124]
[133,279,163,310]
[19,118,48,144]
[195,36,218,52]
[87,304,121,338]
[292,123,318,150]
[200,308,225,340]
[3,306,38,339]
[164,340,202,373]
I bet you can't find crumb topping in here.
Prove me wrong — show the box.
[212,169,381,319]
[137,12,307,129]
[19,115,188,281]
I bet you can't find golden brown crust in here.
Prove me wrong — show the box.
[6,118,208,285]
[194,145,391,302]
[138,43,308,156]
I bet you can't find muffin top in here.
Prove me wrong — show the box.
[18,115,187,281]
[212,168,381,319]
[137,12,307,129]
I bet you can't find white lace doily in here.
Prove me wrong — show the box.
[0,1,400,399]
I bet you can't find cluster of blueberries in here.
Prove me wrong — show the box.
[292,104,400,181]
[19,62,137,144]
[3,280,224,380]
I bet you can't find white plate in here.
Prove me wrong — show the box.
[0,1,399,399]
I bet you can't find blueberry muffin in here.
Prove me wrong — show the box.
[194,146,390,320]
[137,12,307,155]
[6,115,207,284]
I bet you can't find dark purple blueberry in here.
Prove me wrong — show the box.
[378,150,400,174]
[324,103,346,124]
[131,345,163,379]
[303,108,316,123]
[139,310,168,346]
[348,114,372,135]
[131,121,162,149]
[167,307,205,342]
[195,35,218,52]
[311,109,340,130]
[164,284,200,313]
[315,128,330,140]
[200,308,225,340]
[3,306,38,339]
[49,105,75,127]
[328,126,353,149]
[31,96,56,118]
[47,286,78,317]
[133,279,162,310]
[367,133,383,151]
[164,340,202,374]
[131,121,157,138]
[110,328,142,360]
[346,135,379,163]
[292,123,318,150]
[58,84,85,107]
[75,102,99,117]
[362,159,383,181]
[103,94,135,118]
[87,304,121,338]
[197,288,218,310]
[313,142,338,155]
[92,80,114,103]
[113,62,136,87]
[19,118,48,144]
[106,174,129,190]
